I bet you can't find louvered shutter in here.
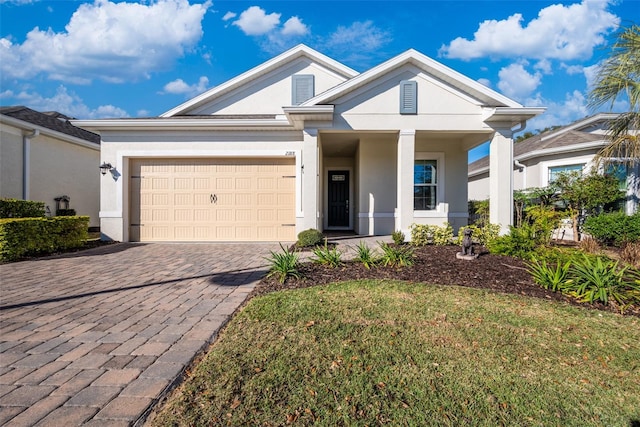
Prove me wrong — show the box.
[292,75,315,105]
[400,80,417,114]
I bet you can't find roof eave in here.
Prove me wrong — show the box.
[2,114,100,150]
[483,107,546,127]
[72,118,294,133]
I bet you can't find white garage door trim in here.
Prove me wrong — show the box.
[130,158,296,242]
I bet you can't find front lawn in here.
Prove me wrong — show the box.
[150,280,640,426]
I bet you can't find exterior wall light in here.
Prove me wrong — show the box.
[99,162,113,175]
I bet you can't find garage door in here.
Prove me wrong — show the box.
[130,158,296,242]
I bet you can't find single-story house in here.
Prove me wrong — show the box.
[468,113,640,215]
[0,106,101,227]
[74,44,543,242]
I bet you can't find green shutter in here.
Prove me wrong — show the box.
[400,80,417,114]
[292,75,315,105]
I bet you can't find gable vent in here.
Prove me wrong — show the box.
[292,74,315,105]
[400,80,418,114]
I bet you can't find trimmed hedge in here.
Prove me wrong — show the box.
[0,216,89,261]
[583,212,640,246]
[0,198,45,218]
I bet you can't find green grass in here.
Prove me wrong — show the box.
[151,281,640,426]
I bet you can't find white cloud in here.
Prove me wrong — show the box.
[0,0,211,84]
[233,6,280,36]
[497,62,542,101]
[222,11,236,21]
[281,16,308,36]
[161,76,209,97]
[0,86,129,119]
[326,21,391,53]
[477,78,492,88]
[440,0,619,61]
[0,0,38,4]
[562,64,585,75]
[523,90,589,132]
[534,59,552,75]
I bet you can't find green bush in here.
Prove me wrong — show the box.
[0,216,89,261]
[265,243,300,284]
[312,241,343,268]
[354,242,377,269]
[379,242,414,267]
[455,223,501,247]
[567,255,637,306]
[297,228,324,247]
[487,224,540,260]
[56,209,77,216]
[0,198,45,218]
[583,212,640,246]
[391,230,405,245]
[410,223,453,246]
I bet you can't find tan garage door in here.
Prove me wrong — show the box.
[130,158,296,242]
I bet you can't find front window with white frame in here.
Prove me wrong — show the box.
[414,159,438,210]
[548,164,584,183]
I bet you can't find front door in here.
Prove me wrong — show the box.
[328,170,350,228]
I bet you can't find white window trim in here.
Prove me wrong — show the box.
[540,155,593,187]
[414,152,445,214]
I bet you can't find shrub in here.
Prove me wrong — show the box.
[526,259,571,292]
[410,223,453,246]
[620,241,640,268]
[583,212,640,246]
[56,209,77,216]
[379,242,414,267]
[486,224,540,260]
[0,216,89,261]
[265,244,300,284]
[0,198,45,218]
[568,255,633,306]
[578,236,601,254]
[312,241,343,268]
[354,242,377,269]
[392,230,405,245]
[455,223,500,247]
[296,228,324,247]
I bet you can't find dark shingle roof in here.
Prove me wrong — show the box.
[0,106,100,144]
[468,123,606,175]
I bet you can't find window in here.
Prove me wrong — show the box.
[414,159,437,210]
[548,164,584,183]
[605,163,629,191]
[292,75,315,105]
[400,80,417,114]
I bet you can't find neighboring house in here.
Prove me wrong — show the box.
[0,106,101,227]
[74,44,543,242]
[468,113,640,215]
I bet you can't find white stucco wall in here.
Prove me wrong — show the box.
[0,124,23,199]
[0,122,100,227]
[191,58,349,116]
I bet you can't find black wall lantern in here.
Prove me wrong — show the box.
[99,162,113,175]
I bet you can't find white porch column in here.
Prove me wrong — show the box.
[301,129,320,231]
[396,129,416,237]
[489,127,514,234]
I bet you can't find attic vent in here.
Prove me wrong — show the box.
[292,74,315,105]
[400,80,417,115]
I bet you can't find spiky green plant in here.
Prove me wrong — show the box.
[265,243,300,284]
[311,240,343,268]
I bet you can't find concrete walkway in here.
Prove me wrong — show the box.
[0,242,281,426]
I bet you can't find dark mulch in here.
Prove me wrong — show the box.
[252,245,640,318]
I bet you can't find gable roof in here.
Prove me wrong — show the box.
[161,44,359,117]
[468,113,617,176]
[1,106,100,144]
[303,49,522,109]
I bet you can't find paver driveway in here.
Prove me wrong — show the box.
[0,242,279,426]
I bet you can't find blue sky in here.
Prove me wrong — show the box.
[0,0,637,161]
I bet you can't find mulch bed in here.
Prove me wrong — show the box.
[252,245,640,318]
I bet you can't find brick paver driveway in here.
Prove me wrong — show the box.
[0,242,278,426]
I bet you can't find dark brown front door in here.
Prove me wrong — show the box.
[328,171,349,227]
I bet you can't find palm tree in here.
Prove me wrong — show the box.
[588,24,640,165]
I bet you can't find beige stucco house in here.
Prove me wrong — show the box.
[0,106,101,227]
[75,44,543,242]
[468,113,639,215]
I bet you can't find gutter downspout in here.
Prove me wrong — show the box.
[22,129,39,200]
